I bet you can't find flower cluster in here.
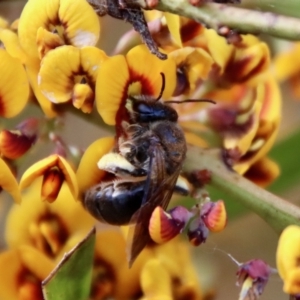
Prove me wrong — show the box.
[0,0,287,299]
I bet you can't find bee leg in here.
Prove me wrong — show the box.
[174,175,190,196]
[98,152,147,177]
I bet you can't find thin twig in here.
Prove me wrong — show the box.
[151,0,300,40]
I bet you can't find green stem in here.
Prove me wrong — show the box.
[241,0,300,19]
[152,0,300,40]
[184,146,300,233]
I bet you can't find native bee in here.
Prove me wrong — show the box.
[84,74,214,265]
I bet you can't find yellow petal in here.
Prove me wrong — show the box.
[276,225,300,281]
[126,45,176,99]
[80,47,108,82]
[18,0,100,58]
[243,156,280,187]
[76,137,114,198]
[284,268,300,295]
[39,46,107,106]
[18,0,60,58]
[20,154,78,200]
[233,42,270,84]
[274,43,300,82]
[58,0,100,46]
[0,49,29,118]
[0,17,8,28]
[18,245,54,280]
[205,28,234,73]
[96,55,130,125]
[72,83,94,113]
[0,158,21,203]
[234,74,281,175]
[141,259,173,300]
[0,28,27,63]
[6,178,95,250]
[25,57,57,118]
[36,27,64,59]
[164,13,182,48]
[0,249,22,300]
[184,131,208,148]
[170,47,213,93]
[39,46,81,103]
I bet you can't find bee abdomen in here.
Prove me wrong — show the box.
[84,181,145,225]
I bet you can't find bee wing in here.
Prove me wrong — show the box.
[126,142,182,267]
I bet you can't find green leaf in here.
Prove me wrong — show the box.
[42,227,96,300]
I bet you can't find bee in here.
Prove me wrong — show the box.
[84,74,214,266]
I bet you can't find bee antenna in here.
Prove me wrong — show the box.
[164,99,216,105]
[155,72,165,102]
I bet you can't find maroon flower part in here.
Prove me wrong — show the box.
[0,118,39,160]
[149,206,191,244]
[187,218,209,246]
[236,259,273,300]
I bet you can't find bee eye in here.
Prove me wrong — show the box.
[135,148,148,163]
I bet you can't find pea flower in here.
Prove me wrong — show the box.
[6,179,94,256]
[96,44,176,126]
[277,225,300,297]
[0,246,54,300]
[237,259,273,300]
[1,0,101,117]
[18,0,100,60]
[19,154,78,203]
[38,45,108,113]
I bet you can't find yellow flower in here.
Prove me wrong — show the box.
[0,26,57,117]
[6,178,94,257]
[38,45,108,113]
[18,0,100,59]
[170,47,214,95]
[0,49,29,118]
[204,30,270,86]
[90,228,203,300]
[277,225,300,296]
[96,45,176,125]
[178,71,281,186]
[0,158,21,203]
[19,154,78,203]
[0,246,54,300]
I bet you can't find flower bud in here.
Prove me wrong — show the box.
[149,206,186,244]
[0,129,36,159]
[187,218,209,246]
[41,168,64,203]
[237,259,272,300]
[201,200,227,232]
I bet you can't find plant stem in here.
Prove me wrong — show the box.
[152,0,300,40]
[241,0,300,19]
[184,146,300,233]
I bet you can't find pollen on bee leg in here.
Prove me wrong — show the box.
[41,167,64,203]
[149,206,189,244]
